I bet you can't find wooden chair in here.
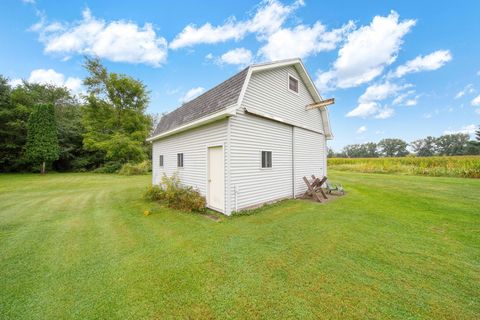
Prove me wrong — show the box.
[303,176,322,202]
[310,175,328,200]
[303,176,328,202]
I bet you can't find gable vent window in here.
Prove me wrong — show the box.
[159,155,164,167]
[261,151,272,168]
[177,153,184,168]
[288,75,299,93]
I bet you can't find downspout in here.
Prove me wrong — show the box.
[292,126,295,199]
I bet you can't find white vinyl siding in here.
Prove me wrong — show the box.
[151,120,228,208]
[150,63,329,215]
[242,65,324,133]
[229,110,293,211]
[293,127,326,196]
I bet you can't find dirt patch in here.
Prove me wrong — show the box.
[204,213,222,222]
[300,192,345,204]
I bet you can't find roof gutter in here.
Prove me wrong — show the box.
[147,104,237,142]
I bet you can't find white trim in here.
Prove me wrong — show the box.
[225,117,232,215]
[287,73,299,95]
[147,104,237,142]
[245,107,324,135]
[205,143,226,214]
[236,66,253,109]
[292,126,295,198]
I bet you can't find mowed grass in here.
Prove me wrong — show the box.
[329,156,480,178]
[0,172,479,319]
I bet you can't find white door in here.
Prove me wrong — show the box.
[208,146,224,211]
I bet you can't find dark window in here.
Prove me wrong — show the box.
[177,153,184,167]
[288,75,298,93]
[159,155,164,167]
[261,151,272,168]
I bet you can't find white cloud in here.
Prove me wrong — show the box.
[470,94,480,106]
[358,82,408,103]
[219,48,253,65]
[477,70,480,76]
[455,84,475,99]
[404,98,418,106]
[315,11,416,91]
[170,0,304,49]
[33,8,168,66]
[346,102,394,119]
[444,124,477,135]
[356,126,367,134]
[22,0,35,3]
[10,69,82,94]
[374,106,394,119]
[180,87,205,103]
[348,81,409,119]
[392,90,415,105]
[389,50,452,78]
[258,21,354,61]
[8,78,23,87]
[31,69,82,93]
[346,102,378,118]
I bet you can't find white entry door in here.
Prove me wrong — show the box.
[208,146,224,211]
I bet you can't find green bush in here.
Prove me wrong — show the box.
[93,161,122,173]
[143,185,165,201]
[144,173,206,213]
[119,160,151,175]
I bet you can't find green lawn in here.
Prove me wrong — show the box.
[0,172,479,319]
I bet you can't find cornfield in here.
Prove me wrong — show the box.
[328,156,480,178]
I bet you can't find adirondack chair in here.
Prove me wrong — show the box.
[311,175,344,195]
[325,181,345,195]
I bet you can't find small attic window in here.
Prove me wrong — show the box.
[288,74,299,94]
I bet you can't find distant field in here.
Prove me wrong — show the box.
[328,156,480,178]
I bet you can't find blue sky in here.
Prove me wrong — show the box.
[1,0,479,150]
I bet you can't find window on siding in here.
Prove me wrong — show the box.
[159,155,164,167]
[261,151,272,168]
[177,153,184,168]
[288,75,299,93]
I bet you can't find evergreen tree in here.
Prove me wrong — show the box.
[25,104,60,174]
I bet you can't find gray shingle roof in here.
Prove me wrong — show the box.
[152,67,249,137]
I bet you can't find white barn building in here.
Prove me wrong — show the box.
[148,58,333,215]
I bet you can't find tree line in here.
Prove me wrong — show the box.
[329,132,480,158]
[0,57,154,173]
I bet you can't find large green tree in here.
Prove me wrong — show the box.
[436,133,469,156]
[378,138,409,157]
[410,136,437,156]
[343,142,378,158]
[82,57,152,165]
[25,104,60,174]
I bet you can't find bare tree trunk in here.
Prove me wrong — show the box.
[41,161,45,175]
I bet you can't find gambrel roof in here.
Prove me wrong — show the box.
[148,58,333,141]
[152,67,249,137]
